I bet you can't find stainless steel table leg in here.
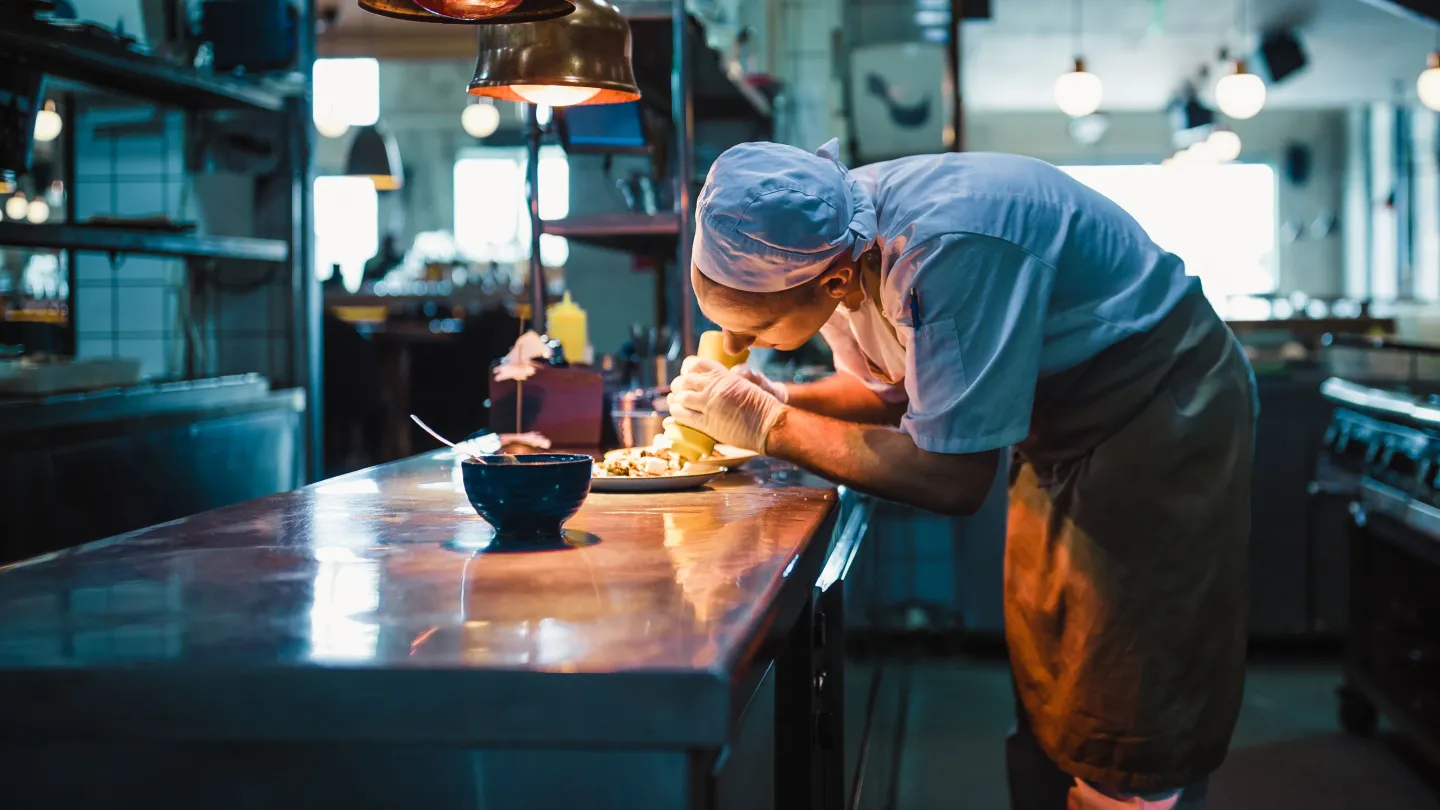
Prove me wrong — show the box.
[776,594,819,810]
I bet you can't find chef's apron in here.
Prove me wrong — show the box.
[1006,288,1255,794]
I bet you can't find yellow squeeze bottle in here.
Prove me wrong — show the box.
[546,292,588,364]
[667,330,749,462]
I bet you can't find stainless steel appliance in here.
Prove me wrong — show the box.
[1317,376,1440,769]
[610,386,668,448]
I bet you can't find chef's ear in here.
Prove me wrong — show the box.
[815,260,855,300]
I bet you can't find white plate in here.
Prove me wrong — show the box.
[590,465,726,493]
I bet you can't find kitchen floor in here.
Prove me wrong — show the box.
[856,656,1440,810]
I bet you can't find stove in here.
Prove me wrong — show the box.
[1318,377,1440,766]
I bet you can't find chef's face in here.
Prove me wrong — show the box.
[693,261,855,355]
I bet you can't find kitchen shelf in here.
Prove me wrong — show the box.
[0,20,289,112]
[543,213,680,254]
[622,4,774,124]
[0,223,290,263]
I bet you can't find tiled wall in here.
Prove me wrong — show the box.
[71,106,295,386]
[72,109,188,379]
[773,0,847,153]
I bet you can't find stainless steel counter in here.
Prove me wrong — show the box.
[0,452,869,810]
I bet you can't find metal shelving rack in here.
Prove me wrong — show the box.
[0,9,321,480]
[0,222,290,263]
[542,1,773,353]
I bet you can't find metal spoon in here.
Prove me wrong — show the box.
[410,415,514,464]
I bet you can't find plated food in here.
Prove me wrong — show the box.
[590,435,730,492]
[593,444,688,478]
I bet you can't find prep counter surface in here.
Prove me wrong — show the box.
[0,451,843,749]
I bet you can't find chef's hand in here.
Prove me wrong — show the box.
[668,357,787,453]
[731,365,789,403]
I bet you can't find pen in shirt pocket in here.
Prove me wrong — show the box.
[908,286,922,328]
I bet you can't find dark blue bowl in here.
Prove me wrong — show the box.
[460,453,593,542]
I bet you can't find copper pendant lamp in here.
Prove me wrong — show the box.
[358,0,573,25]
[467,0,639,107]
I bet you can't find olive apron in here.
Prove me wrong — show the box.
[1006,288,1255,794]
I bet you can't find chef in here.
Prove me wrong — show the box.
[668,139,1256,810]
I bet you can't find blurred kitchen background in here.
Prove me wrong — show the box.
[4,0,1440,647]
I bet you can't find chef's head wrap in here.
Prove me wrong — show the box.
[693,138,876,294]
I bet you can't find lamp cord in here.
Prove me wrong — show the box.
[1072,0,1082,59]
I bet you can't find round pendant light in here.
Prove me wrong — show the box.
[25,198,49,224]
[1054,58,1102,118]
[1419,52,1440,113]
[462,99,501,137]
[345,124,405,192]
[1207,125,1242,162]
[1215,60,1266,120]
[5,193,29,221]
[358,0,573,24]
[33,100,62,143]
[1053,0,1101,118]
[468,0,640,107]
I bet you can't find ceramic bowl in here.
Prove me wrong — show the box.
[460,453,593,542]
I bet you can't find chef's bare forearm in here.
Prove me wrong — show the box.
[766,407,998,516]
[784,372,907,425]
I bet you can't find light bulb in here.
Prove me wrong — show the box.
[1207,127,1242,162]
[314,104,351,139]
[25,199,49,224]
[462,102,500,138]
[411,0,523,20]
[1053,58,1103,118]
[33,101,62,143]
[1214,61,1266,120]
[511,85,601,107]
[5,193,28,221]
[1188,143,1210,163]
[1419,53,1440,113]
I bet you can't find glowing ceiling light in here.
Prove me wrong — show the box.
[1214,60,1266,120]
[1054,58,1103,118]
[462,101,501,138]
[1419,52,1440,113]
[5,193,28,221]
[33,100,62,143]
[511,85,602,107]
[1207,126,1242,162]
[25,199,49,224]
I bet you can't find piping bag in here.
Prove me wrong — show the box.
[666,331,749,462]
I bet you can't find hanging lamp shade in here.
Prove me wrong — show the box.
[345,124,404,191]
[358,0,573,26]
[467,0,640,107]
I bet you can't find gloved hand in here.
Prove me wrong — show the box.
[668,357,787,453]
[731,365,789,403]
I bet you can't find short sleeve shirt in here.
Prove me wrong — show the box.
[822,152,1199,455]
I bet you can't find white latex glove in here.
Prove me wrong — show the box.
[733,364,789,403]
[668,357,786,453]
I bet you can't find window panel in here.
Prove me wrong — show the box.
[1060,164,1278,310]
[313,58,380,129]
[456,146,570,267]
